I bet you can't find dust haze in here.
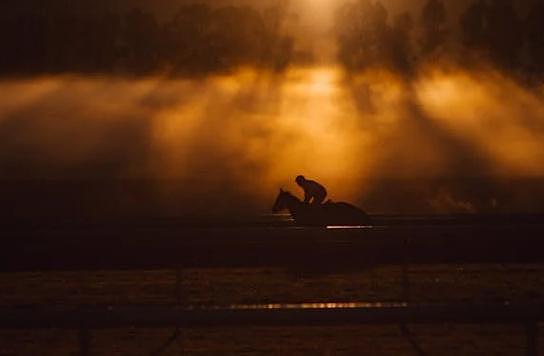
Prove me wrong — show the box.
[1,63,544,217]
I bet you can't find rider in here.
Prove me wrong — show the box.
[296,175,327,205]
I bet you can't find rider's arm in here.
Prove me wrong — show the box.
[303,189,311,203]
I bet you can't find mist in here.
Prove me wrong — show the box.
[1,61,544,218]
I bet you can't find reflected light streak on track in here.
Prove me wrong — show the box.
[198,302,409,311]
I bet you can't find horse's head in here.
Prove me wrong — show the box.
[272,188,298,213]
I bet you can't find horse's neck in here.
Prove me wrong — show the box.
[285,195,303,215]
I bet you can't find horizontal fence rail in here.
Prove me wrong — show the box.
[2,224,544,271]
[1,302,543,329]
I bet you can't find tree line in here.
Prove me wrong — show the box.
[2,0,544,79]
[0,3,294,76]
[335,0,544,80]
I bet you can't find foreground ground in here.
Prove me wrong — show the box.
[1,265,543,355]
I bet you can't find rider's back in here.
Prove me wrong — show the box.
[304,179,327,198]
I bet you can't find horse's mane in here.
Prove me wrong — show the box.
[282,190,302,203]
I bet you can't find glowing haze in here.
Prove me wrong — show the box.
[1,63,544,215]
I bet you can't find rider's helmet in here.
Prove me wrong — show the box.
[296,175,306,185]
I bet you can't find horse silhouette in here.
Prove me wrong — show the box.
[272,189,372,226]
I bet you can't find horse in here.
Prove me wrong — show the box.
[272,189,372,226]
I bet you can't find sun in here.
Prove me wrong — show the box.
[297,0,339,27]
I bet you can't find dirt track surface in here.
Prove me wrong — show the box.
[1,265,544,355]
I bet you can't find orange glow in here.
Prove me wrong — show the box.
[416,68,544,177]
[151,66,374,201]
[1,64,544,212]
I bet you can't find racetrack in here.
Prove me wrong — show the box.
[1,216,544,355]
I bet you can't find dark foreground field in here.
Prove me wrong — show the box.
[1,216,544,355]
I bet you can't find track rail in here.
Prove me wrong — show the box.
[1,302,543,329]
[2,224,544,271]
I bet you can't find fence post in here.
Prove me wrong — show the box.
[176,267,183,305]
[526,322,538,356]
[150,267,184,356]
[78,327,91,356]
[401,237,411,302]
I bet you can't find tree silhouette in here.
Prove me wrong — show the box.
[213,7,268,68]
[390,12,414,73]
[485,0,523,69]
[419,0,447,55]
[122,8,159,73]
[460,0,488,50]
[0,3,294,76]
[460,0,525,71]
[526,0,544,76]
[335,0,372,70]
[164,4,214,73]
[262,3,294,70]
[335,0,395,71]
[335,1,417,74]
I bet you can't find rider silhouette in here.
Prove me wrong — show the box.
[296,175,327,205]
